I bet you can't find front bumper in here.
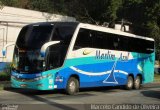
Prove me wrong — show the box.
[11,71,57,90]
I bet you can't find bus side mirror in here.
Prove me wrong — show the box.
[2,43,15,57]
[40,41,60,57]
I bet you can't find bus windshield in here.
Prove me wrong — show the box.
[12,23,77,73]
[16,24,53,49]
[12,47,44,73]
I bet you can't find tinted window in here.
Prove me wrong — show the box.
[47,24,77,69]
[52,24,77,45]
[92,31,117,50]
[16,25,53,49]
[16,26,30,48]
[127,37,154,54]
[73,28,92,50]
[46,43,67,69]
[29,25,53,49]
[74,28,154,54]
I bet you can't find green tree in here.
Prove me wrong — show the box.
[0,1,3,9]
[28,0,53,13]
[118,0,144,25]
[143,0,160,60]
[53,0,66,14]
[66,0,122,24]
[0,0,18,7]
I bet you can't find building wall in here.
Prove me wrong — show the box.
[0,6,76,22]
[0,6,76,63]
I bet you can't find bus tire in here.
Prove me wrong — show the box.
[134,76,141,90]
[125,76,133,90]
[66,77,79,95]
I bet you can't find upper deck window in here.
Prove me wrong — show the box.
[16,25,53,49]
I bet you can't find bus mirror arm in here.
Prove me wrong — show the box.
[40,41,60,57]
[2,43,15,57]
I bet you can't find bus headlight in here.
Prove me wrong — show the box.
[34,74,53,81]
[20,84,27,87]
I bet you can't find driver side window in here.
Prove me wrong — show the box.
[46,43,67,70]
[73,28,92,50]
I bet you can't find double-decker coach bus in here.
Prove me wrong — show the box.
[3,22,155,95]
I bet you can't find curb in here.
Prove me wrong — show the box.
[142,82,160,88]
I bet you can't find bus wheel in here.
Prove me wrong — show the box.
[66,77,79,95]
[134,76,141,90]
[125,76,133,90]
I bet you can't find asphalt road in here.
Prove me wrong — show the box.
[0,83,160,110]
